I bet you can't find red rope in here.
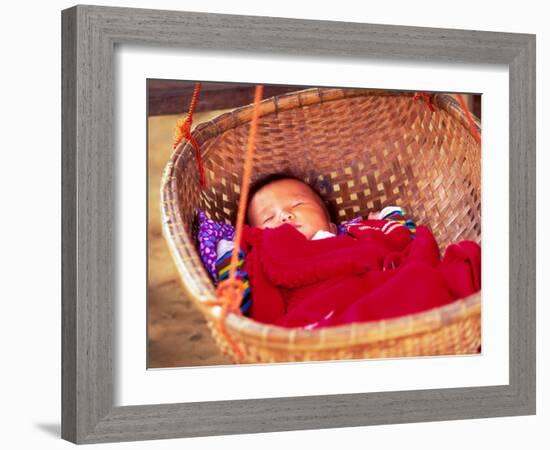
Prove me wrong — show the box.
[413,92,435,112]
[413,92,480,145]
[456,94,481,145]
[173,82,206,188]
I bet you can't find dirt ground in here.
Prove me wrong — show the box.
[147,111,232,368]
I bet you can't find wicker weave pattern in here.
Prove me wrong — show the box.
[160,88,481,363]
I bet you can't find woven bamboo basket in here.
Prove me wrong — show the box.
[161,88,482,364]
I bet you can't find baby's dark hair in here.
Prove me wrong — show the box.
[245,171,336,224]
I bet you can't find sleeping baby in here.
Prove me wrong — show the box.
[215,173,481,329]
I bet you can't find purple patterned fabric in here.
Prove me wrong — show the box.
[196,208,363,280]
[196,209,235,281]
[337,216,363,235]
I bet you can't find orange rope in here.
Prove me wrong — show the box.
[173,82,206,188]
[228,85,264,281]
[204,85,264,363]
[456,94,481,145]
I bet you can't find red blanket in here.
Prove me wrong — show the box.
[240,221,481,329]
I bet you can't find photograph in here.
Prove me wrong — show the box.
[148,80,482,368]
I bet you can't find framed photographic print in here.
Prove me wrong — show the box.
[62,4,535,444]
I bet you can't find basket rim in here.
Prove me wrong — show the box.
[190,88,480,162]
[223,291,480,350]
[160,87,481,349]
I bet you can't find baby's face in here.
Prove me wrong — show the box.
[247,179,334,240]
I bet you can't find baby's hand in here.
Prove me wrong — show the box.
[367,211,382,220]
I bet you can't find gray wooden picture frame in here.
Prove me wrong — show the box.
[61,4,536,444]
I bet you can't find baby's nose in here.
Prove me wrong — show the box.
[280,210,294,222]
